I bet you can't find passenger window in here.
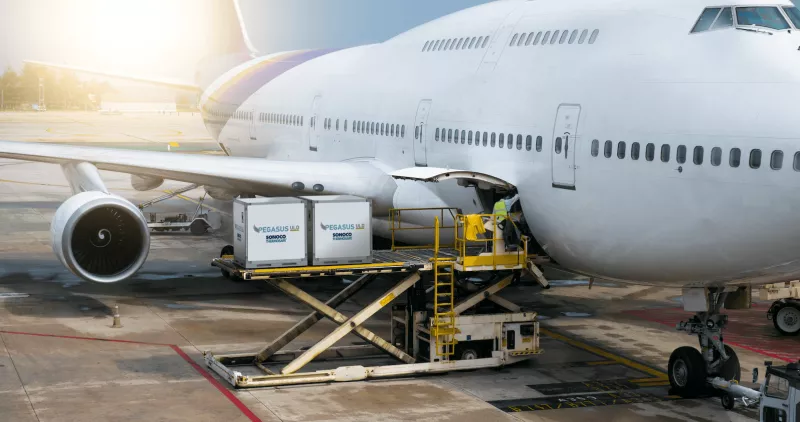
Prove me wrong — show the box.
[771,150,783,170]
[372,122,376,134]
[461,130,467,144]
[693,146,704,165]
[448,129,453,143]
[794,152,800,171]
[645,143,655,161]
[455,130,460,143]
[491,132,496,147]
[578,29,588,44]
[336,119,340,131]
[468,37,477,48]
[711,7,733,29]
[416,126,420,140]
[604,140,612,158]
[525,32,534,45]
[730,148,741,167]
[569,30,578,44]
[506,133,512,148]
[559,30,568,44]
[555,137,563,154]
[533,32,542,45]
[517,33,526,46]
[468,131,473,145]
[390,124,395,136]
[401,125,405,138]
[536,136,542,152]
[750,149,762,169]
[435,128,440,141]
[499,133,505,148]
[692,8,721,33]
[517,135,523,150]
[676,145,686,164]
[617,141,626,159]
[711,147,721,166]
[475,131,481,146]
[456,38,464,49]
[589,29,599,44]
[481,36,490,48]
[433,40,441,50]
[591,139,599,157]
[631,142,640,160]
[382,123,386,135]
[510,34,519,46]
[475,37,483,48]
[445,39,453,50]
[526,135,533,151]
[661,144,670,162]
[542,31,551,45]
[551,30,560,44]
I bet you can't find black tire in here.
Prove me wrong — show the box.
[668,346,708,398]
[721,393,735,411]
[460,349,478,360]
[717,345,741,382]
[190,220,207,236]
[773,302,800,336]
[219,245,242,281]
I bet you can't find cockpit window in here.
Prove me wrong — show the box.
[736,7,790,30]
[783,6,800,28]
[692,7,722,32]
[711,7,733,29]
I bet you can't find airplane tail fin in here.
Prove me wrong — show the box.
[194,0,259,89]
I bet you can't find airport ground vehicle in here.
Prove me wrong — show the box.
[206,208,549,388]
[714,360,799,422]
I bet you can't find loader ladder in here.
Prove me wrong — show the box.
[431,217,456,359]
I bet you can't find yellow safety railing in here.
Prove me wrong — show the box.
[431,216,456,359]
[455,213,528,270]
[389,207,459,251]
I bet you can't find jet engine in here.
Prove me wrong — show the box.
[51,191,150,283]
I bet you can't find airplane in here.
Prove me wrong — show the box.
[2,0,800,400]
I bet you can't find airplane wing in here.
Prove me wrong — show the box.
[0,140,395,200]
[24,60,201,92]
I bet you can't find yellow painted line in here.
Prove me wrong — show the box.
[169,142,180,147]
[629,377,666,383]
[540,328,669,381]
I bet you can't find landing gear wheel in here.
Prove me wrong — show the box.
[721,393,735,411]
[668,346,708,398]
[773,303,800,336]
[717,345,741,382]
[460,349,478,360]
[190,220,207,236]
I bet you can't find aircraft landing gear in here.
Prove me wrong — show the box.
[669,288,741,398]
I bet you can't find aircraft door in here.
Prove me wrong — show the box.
[308,95,322,151]
[413,100,432,166]
[551,104,581,190]
[248,108,256,141]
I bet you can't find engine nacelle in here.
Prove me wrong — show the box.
[51,191,150,283]
[204,186,238,201]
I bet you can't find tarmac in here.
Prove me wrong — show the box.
[0,111,797,421]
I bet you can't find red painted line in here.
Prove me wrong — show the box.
[721,341,792,363]
[0,330,263,422]
[0,330,171,346]
[170,345,263,422]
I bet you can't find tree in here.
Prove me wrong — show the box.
[0,67,19,109]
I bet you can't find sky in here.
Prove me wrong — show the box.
[0,0,490,82]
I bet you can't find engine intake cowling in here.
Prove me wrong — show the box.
[51,191,150,283]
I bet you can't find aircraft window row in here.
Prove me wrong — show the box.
[509,29,599,47]
[591,139,800,171]
[691,6,799,33]
[349,119,406,138]
[433,127,540,152]
[259,112,303,126]
[229,110,253,121]
[421,35,491,52]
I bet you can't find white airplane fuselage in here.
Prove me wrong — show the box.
[198,0,800,287]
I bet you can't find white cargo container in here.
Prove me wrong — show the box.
[302,196,372,265]
[233,198,308,269]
